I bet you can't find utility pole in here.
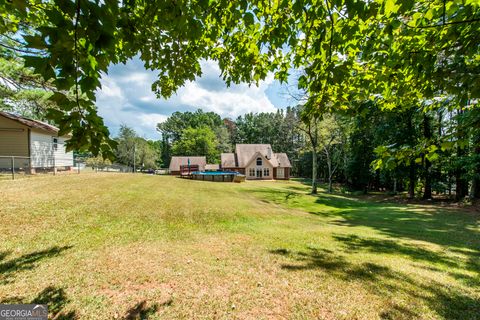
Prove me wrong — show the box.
[133,143,136,173]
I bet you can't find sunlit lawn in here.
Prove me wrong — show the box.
[0,174,479,319]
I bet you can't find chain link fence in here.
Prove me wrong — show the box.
[0,155,138,180]
[0,155,74,180]
[76,156,133,174]
[1,141,172,180]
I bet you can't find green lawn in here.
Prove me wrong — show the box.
[0,174,479,319]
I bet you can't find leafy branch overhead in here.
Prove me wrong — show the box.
[0,0,478,156]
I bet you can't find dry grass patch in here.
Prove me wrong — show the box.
[0,174,479,319]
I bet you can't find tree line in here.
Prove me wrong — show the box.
[1,0,478,200]
[108,103,479,201]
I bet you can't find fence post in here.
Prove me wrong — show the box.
[11,156,15,180]
[53,156,56,175]
[77,161,80,174]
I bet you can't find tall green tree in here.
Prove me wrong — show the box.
[317,114,345,193]
[2,0,478,203]
[115,125,137,167]
[0,35,58,120]
[115,125,158,170]
[3,1,478,150]
[157,109,224,143]
[171,126,219,163]
[233,108,303,163]
[157,109,231,162]
[298,109,321,194]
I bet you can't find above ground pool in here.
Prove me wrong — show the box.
[189,171,243,182]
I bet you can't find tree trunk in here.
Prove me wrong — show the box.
[455,110,468,201]
[455,165,468,201]
[406,108,416,199]
[471,133,480,199]
[325,148,333,193]
[470,164,480,199]
[472,176,480,199]
[408,162,415,199]
[424,159,432,199]
[312,148,318,194]
[448,172,452,196]
[327,170,333,193]
[423,114,432,200]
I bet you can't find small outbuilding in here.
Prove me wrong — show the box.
[0,111,73,172]
[169,156,206,175]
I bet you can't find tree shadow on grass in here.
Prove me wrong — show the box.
[311,195,480,250]
[1,286,76,319]
[250,184,479,256]
[0,245,72,284]
[271,247,390,281]
[333,233,480,288]
[247,187,367,211]
[333,234,461,269]
[270,247,480,320]
[262,186,480,272]
[123,299,172,320]
[0,250,11,262]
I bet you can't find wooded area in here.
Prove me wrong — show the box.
[102,103,479,201]
[0,0,478,200]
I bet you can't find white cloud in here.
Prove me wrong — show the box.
[95,58,287,139]
[137,113,168,131]
[98,76,125,99]
[178,74,276,118]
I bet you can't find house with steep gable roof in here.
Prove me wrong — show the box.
[221,144,291,180]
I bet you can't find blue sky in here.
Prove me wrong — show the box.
[96,58,294,140]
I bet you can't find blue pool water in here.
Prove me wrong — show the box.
[191,171,239,175]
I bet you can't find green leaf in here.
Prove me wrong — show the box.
[384,0,398,16]
[244,12,255,26]
[424,9,434,21]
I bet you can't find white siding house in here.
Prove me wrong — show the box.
[0,111,73,170]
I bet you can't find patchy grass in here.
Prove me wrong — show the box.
[0,174,478,319]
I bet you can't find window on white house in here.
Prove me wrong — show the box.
[52,137,58,151]
[249,168,255,176]
[263,168,269,176]
[256,157,262,166]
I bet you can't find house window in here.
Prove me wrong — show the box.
[249,168,255,176]
[256,157,262,166]
[52,137,58,151]
[263,168,269,176]
[277,168,285,179]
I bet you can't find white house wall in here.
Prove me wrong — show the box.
[30,131,73,168]
[54,136,74,167]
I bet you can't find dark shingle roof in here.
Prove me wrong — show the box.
[169,156,206,171]
[221,153,236,168]
[274,153,291,168]
[221,144,291,168]
[235,144,278,167]
[0,111,58,134]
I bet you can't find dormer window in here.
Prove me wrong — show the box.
[256,157,262,166]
